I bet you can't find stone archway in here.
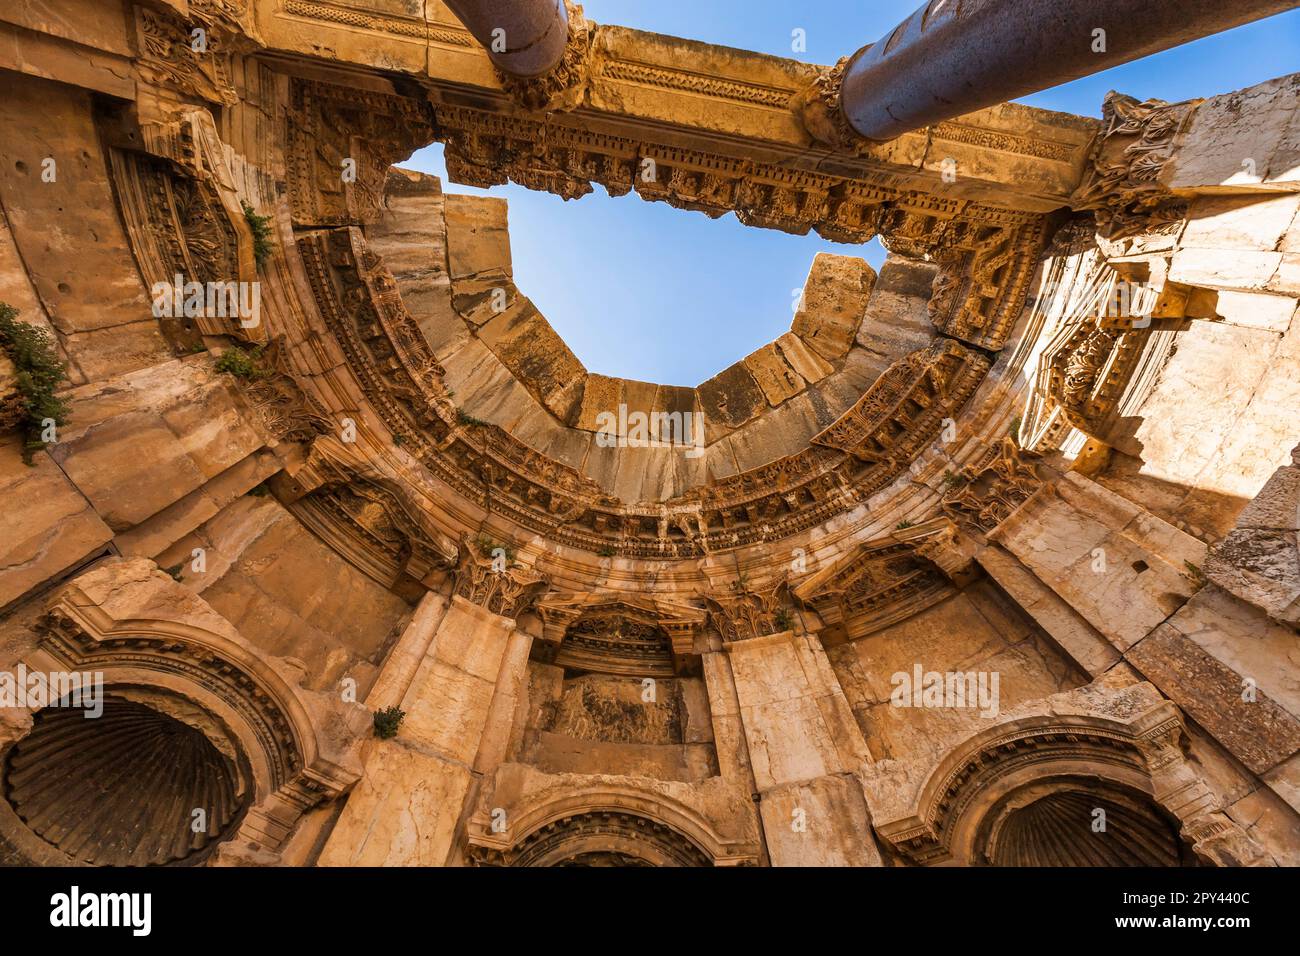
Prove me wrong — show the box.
[2,688,252,866]
[972,777,1196,867]
[503,811,712,868]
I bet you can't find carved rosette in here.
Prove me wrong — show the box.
[496,2,594,112]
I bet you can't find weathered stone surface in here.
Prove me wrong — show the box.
[792,254,876,361]
[0,433,113,609]
[443,194,512,280]
[1165,73,1300,190]
[1127,620,1300,775]
[993,472,1206,651]
[743,341,806,407]
[47,359,265,532]
[3,0,1300,871]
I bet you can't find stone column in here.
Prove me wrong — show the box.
[318,555,545,866]
[710,593,881,865]
[819,0,1294,143]
[700,644,758,790]
[443,0,570,77]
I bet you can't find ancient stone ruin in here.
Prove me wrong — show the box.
[0,0,1298,871]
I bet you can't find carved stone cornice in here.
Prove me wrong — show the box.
[941,438,1046,536]
[287,79,436,227]
[792,56,861,152]
[496,1,595,112]
[108,115,258,346]
[810,339,991,460]
[434,98,1044,249]
[266,78,1048,559]
[792,522,958,641]
[297,223,998,556]
[276,440,460,589]
[535,594,706,663]
[453,535,547,619]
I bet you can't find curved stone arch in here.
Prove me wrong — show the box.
[5,559,362,862]
[970,775,1193,867]
[867,686,1265,866]
[467,786,756,867]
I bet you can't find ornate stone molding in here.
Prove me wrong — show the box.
[866,681,1265,866]
[792,56,861,152]
[465,781,760,866]
[1073,91,1198,242]
[287,79,436,227]
[434,99,1043,250]
[286,449,459,590]
[23,558,364,859]
[792,522,958,641]
[942,437,1046,536]
[293,217,1001,558]
[535,594,706,672]
[235,339,334,444]
[108,115,258,346]
[470,809,712,866]
[453,535,547,619]
[704,578,792,644]
[811,339,990,459]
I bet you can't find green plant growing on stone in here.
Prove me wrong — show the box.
[457,408,489,428]
[773,608,793,631]
[373,706,405,740]
[393,433,407,446]
[941,469,968,490]
[896,519,915,530]
[0,302,70,465]
[597,546,616,557]
[1184,560,1207,588]
[476,534,515,565]
[214,345,268,380]
[242,201,275,266]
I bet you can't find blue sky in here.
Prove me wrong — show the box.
[405,1,1300,386]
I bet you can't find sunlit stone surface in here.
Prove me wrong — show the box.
[0,1,1297,869]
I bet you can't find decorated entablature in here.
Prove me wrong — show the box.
[79,0,1117,647]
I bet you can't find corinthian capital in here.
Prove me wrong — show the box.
[453,535,548,619]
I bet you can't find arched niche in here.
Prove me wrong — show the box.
[0,558,362,865]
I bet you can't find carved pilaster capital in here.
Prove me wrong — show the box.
[941,437,1046,537]
[1182,813,1271,867]
[496,2,594,113]
[705,579,792,643]
[1073,91,1197,242]
[453,535,548,619]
